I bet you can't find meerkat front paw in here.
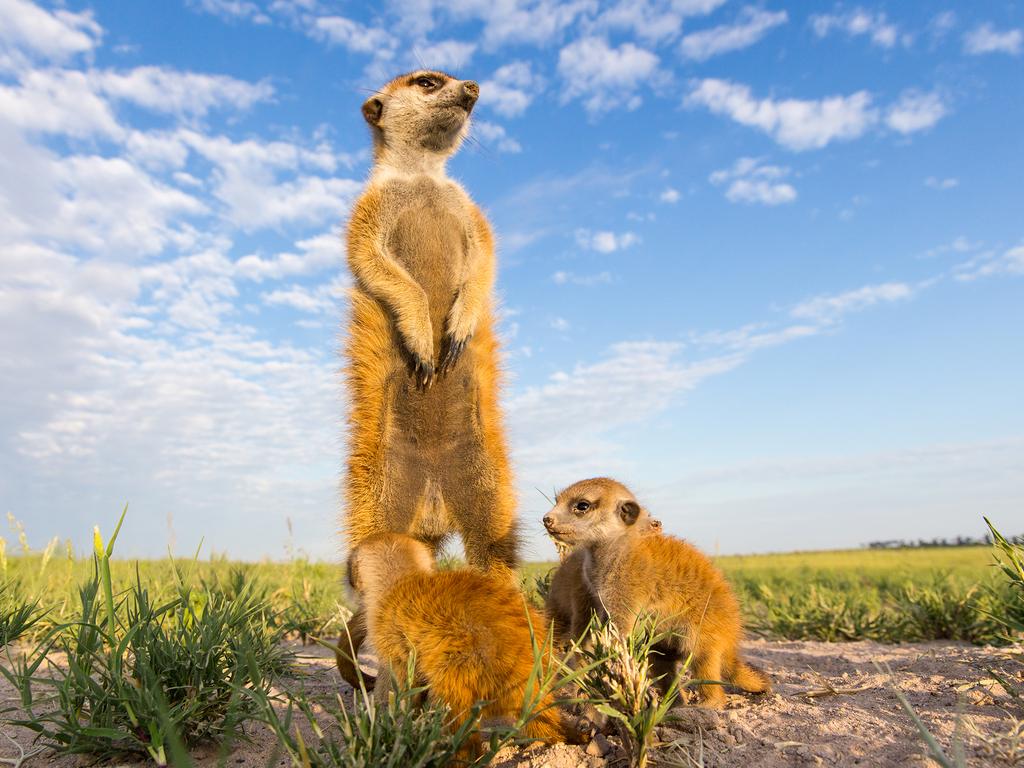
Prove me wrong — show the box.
[437,332,470,374]
[440,298,476,374]
[397,316,435,389]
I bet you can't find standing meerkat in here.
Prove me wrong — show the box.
[544,478,770,708]
[347,533,582,746]
[337,71,517,685]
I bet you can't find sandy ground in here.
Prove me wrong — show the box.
[2,639,1021,767]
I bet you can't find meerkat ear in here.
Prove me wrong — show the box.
[618,500,640,525]
[361,97,384,126]
[650,519,663,531]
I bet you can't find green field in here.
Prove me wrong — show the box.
[2,517,1022,767]
[2,537,1016,647]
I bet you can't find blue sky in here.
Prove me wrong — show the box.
[1,0,1021,562]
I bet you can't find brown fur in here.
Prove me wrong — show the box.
[349,534,579,746]
[338,71,517,686]
[545,517,661,649]
[546,478,770,708]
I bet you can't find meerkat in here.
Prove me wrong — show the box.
[337,71,517,687]
[347,533,582,746]
[544,478,770,708]
[545,515,662,649]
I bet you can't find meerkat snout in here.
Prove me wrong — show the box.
[459,80,480,110]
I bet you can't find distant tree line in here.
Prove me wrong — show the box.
[866,533,1024,549]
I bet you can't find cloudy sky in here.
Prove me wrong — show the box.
[1,0,1021,562]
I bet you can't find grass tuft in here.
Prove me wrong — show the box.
[574,617,685,768]
[0,582,43,648]
[2,513,288,765]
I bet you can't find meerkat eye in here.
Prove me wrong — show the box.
[416,77,437,89]
[573,500,591,514]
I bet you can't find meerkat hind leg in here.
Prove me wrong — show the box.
[693,646,727,709]
[446,464,517,576]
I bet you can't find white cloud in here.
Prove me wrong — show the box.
[575,229,640,253]
[479,60,543,118]
[52,155,207,256]
[509,341,744,482]
[189,0,271,25]
[0,65,272,142]
[97,67,274,117]
[415,39,477,70]
[558,36,661,114]
[0,0,102,69]
[709,156,797,205]
[126,130,191,170]
[180,130,360,230]
[388,0,592,48]
[594,0,727,44]
[472,120,522,153]
[685,78,878,151]
[551,270,613,286]
[790,282,914,322]
[810,7,902,48]
[0,69,123,139]
[680,7,788,61]
[924,176,958,190]
[953,244,1024,281]
[660,187,680,203]
[885,90,948,134]
[261,274,349,314]
[928,11,957,42]
[217,173,360,231]
[963,23,1022,56]
[455,0,593,48]
[235,231,343,281]
[307,15,396,53]
[920,235,980,259]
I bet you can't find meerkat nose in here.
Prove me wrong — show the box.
[543,515,555,530]
[460,80,479,109]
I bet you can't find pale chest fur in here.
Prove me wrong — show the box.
[373,175,475,326]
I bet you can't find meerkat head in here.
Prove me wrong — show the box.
[362,71,479,162]
[543,477,652,548]
[347,533,433,603]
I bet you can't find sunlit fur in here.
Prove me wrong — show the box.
[545,515,662,649]
[337,71,517,686]
[546,478,770,708]
[349,534,578,746]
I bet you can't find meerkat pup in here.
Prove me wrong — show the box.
[544,478,770,708]
[347,533,580,746]
[338,71,517,686]
[545,515,662,649]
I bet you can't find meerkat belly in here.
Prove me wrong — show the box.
[382,203,481,532]
[388,205,467,344]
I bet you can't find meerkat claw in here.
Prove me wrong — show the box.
[411,357,434,390]
[439,334,469,373]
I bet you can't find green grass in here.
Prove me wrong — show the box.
[524,544,1022,646]
[2,513,290,765]
[2,513,1022,765]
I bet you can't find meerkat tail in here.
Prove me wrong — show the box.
[726,653,771,693]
